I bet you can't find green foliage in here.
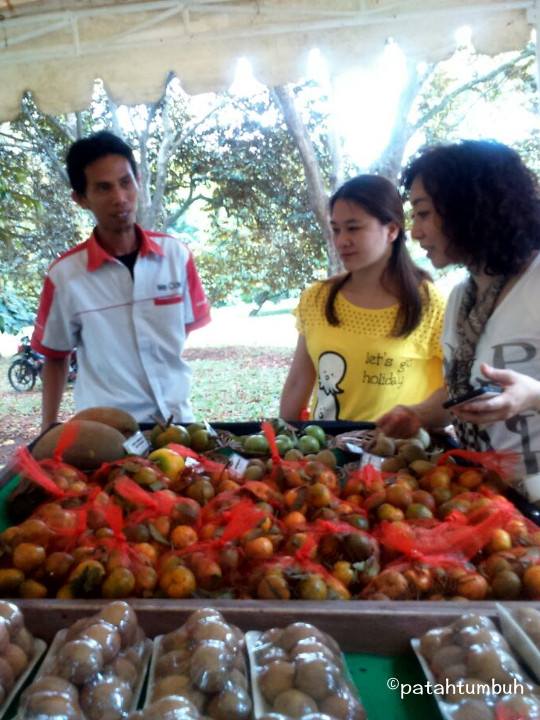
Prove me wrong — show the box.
[412,43,536,148]
[0,284,35,334]
[0,96,82,302]
[196,90,328,304]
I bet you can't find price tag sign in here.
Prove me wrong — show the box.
[204,421,218,438]
[345,442,364,456]
[123,431,151,456]
[361,453,383,469]
[228,453,250,476]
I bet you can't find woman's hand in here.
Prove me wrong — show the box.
[453,362,540,425]
[376,405,422,438]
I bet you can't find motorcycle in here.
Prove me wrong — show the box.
[7,336,77,392]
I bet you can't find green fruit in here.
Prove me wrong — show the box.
[134,467,159,486]
[190,429,210,452]
[315,449,337,469]
[303,425,326,445]
[345,513,370,531]
[405,503,434,520]
[284,449,304,462]
[298,435,321,454]
[154,425,190,448]
[275,435,294,456]
[244,435,270,454]
[187,422,206,437]
[150,424,163,446]
[244,465,265,481]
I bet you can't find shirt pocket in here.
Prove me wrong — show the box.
[154,294,183,306]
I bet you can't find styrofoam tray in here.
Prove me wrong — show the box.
[0,637,47,720]
[144,633,164,707]
[246,629,360,719]
[16,627,151,719]
[410,638,455,720]
[497,603,540,683]
[245,631,270,718]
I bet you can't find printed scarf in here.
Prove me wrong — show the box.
[446,274,507,448]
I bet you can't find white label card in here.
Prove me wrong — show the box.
[361,453,383,469]
[123,431,151,456]
[345,442,364,455]
[204,421,219,438]
[228,453,250,476]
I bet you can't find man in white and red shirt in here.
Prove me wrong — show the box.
[32,131,211,428]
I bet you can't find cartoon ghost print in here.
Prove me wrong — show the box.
[313,352,347,420]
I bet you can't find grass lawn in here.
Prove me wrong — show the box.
[0,346,293,468]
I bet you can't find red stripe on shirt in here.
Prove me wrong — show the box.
[186,314,212,332]
[49,240,88,270]
[31,276,71,359]
[185,252,210,327]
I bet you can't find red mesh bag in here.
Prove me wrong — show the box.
[15,447,66,498]
[262,421,282,466]
[376,495,517,563]
[173,498,267,568]
[436,448,519,481]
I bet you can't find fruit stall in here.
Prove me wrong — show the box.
[0,408,538,719]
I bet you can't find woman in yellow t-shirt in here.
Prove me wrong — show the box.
[279,174,445,422]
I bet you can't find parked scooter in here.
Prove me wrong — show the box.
[7,336,77,392]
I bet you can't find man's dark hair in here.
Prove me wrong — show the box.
[66,130,137,195]
[402,140,540,276]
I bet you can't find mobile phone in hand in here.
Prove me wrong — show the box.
[442,384,503,410]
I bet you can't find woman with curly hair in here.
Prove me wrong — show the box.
[280,174,445,422]
[379,139,540,502]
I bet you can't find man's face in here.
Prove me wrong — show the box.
[74,154,139,235]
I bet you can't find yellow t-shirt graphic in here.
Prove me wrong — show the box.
[296,281,445,422]
[313,351,347,420]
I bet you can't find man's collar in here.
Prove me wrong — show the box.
[87,224,164,271]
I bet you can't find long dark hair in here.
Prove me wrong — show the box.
[325,174,431,337]
[402,140,540,276]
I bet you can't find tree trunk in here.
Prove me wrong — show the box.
[371,60,423,182]
[273,85,341,276]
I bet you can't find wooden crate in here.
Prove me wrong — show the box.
[14,599,533,654]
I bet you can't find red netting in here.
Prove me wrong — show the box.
[39,459,86,482]
[436,449,519,480]
[261,421,282,466]
[346,464,384,492]
[162,443,200,459]
[114,476,160,509]
[111,477,195,530]
[376,496,516,562]
[262,551,348,595]
[172,498,267,563]
[52,422,80,460]
[242,481,282,506]
[102,501,125,541]
[15,448,65,498]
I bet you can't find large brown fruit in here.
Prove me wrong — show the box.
[32,420,125,470]
[71,407,138,437]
